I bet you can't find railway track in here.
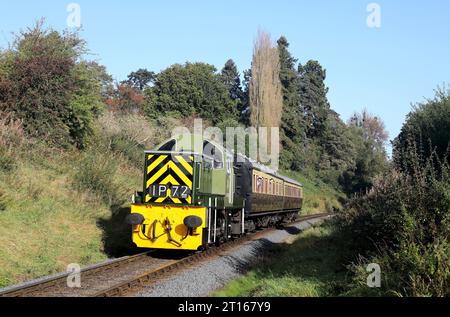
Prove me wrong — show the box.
[0,212,330,297]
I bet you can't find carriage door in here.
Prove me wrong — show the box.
[226,153,234,204]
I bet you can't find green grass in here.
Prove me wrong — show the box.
[214,223,348,297]
[0,143,142,288]
[0,112,176,288]
[283,170,345,214]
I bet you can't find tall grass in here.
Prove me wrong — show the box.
[214,223,348,297]
[0,111,155,287]
[283,170,345,214]
[0,113,26,171]
[337,146,450,296]
[95,112,180,168]
[73,148,125,207]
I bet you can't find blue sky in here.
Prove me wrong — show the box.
[1,0,450,149]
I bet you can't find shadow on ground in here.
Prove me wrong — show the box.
[96,205,141,258]
[283,226,302,235]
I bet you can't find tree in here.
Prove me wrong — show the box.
[339,110,389,194]
[220,59,244,126]
[69,61,111,144]
[298,60,330,138]
[105,83,145,114]
[220,59,243,102]
[349,108,388,148]
[249,30,283,130]
[240,68,252,126]
[277,36,305,170]
[125,68,155,91]
[146,62,236,124]
[393,86,450,172]
[0,21,107,147]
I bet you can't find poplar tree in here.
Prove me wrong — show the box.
[249,30,283,129]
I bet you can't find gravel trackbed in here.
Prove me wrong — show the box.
[137,216,329,297]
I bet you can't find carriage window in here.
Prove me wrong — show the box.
[257,177,263,193]
[158,139,176,151]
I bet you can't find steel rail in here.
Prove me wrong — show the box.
[94,212,331,297]
[0,251,155,297]
[0,212,330,297]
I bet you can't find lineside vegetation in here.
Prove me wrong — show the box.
[2,21,447,296]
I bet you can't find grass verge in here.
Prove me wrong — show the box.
[214,222,348,297]
[284,170,345,214]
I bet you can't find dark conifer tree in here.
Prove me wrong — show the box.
[298,60,330,139]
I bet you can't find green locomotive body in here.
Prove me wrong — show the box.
[128,133,303,251]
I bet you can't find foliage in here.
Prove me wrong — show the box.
[393,86,450,172]
[106,83,146,114]
[339,111,389,194]
[239,68,252,126]
[337,147,450,296]
[277,36,304,171]
[334,89,450,296]
[68,61,109,147]
[0,112,25,172]
[0,21,108,148]
[249,30,283,132]
[94,111,175,168]
[220,59,244,105]
[125,68,155,91]
[73,147,125,207]
[275,37,375,190]
[282,170,345,215]
[298,60,331,139]
[146,62,237,124]
[348,108,388,147]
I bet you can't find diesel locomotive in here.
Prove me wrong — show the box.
[127,133,303,251]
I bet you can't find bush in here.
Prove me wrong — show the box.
[393,86,450,172]
[0,113,25,171]
[0,21,110,148]
[336,149,450,296]
[73,148,124,207]
[96,112,172,168]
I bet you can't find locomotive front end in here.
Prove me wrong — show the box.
[129,152,207,251]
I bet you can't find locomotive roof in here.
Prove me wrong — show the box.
[154,135,302,187]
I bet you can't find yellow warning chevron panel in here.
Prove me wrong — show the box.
[144,154,194,204]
